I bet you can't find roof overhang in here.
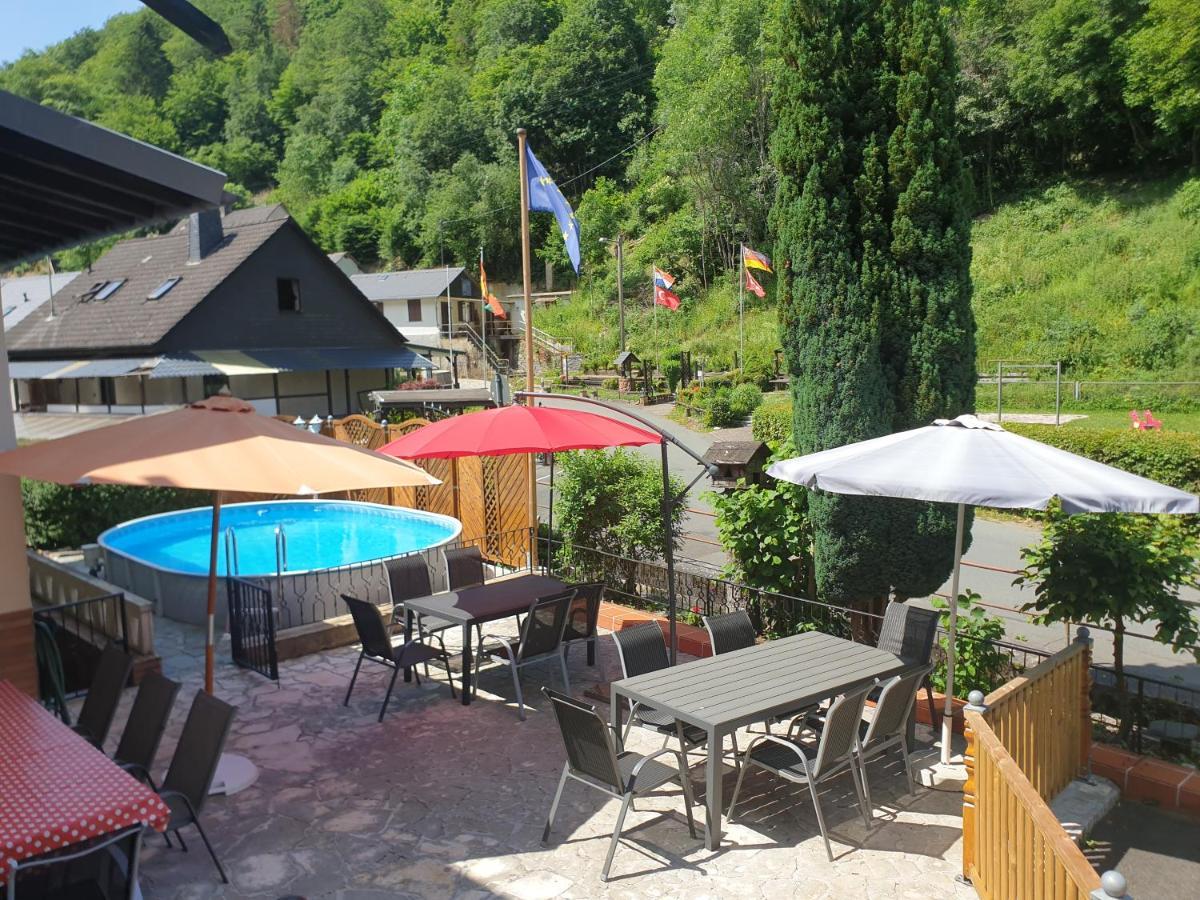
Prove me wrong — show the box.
[0,91,228,266]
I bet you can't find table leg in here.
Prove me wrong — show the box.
[403,608,415,683]
[705,727,722,850]
[610,688,623,751]
[460,623,473,705]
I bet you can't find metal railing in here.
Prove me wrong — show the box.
[33,592,129,697]
[440,322,510,377]
[226,576,279,681]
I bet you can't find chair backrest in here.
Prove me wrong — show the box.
[76,642,134,745]
[812,685,872,779]
[384,553,433,605]
[517,590,574,661]
[113,672,181,771]
[6,824,142,900]
[342,594,394,661]
[445,545,486,590]
[543,688,623,792]
[611,622,670,679]
[703,610,757,655]
[863,664,933,747]
[562,582,604,643]
[160,691,236,815]
[876,602,939,664]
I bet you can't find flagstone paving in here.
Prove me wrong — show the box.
[92,616,975,899]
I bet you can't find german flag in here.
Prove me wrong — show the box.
[742,244,773,274]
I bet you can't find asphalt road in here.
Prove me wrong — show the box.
[531,394,1200,691]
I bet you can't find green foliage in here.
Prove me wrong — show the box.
[710,444,812,598]
[1015,504,1200,732]
[751,395,792,447]
[972,178,1200,380]
[929,590,1012,697]
[1124,0,1200,166]
[704,389,738,428]
[773,0,974,608]
[21,482,205,550]
[554,449,684,565]
[1005,425,1200,494]
[729,383,763,419]
[661,358,682,393]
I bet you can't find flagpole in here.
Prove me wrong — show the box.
[652,264,658,390]
[738,243,745,372]
[479,245,487,379]
[518,128,538,559]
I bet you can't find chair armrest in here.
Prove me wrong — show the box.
[629,746,688,789]
[743,733,813,770]
[480,634,517,659]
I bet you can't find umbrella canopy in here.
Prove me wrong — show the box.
[767,414,1198,763]
[0,395,435,494]
[378,404,663,459]
[0,395,439,693]
[767,414,1198,514]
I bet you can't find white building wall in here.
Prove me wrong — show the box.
[380,297,441,342]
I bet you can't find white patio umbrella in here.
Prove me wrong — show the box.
[767,414,1199,763]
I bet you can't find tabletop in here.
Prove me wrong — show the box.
[0,681,170,883]
[403,574,568,626]
[612,630,909,732]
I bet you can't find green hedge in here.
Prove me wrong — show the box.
[21,481,207,550]
[752,397,792,447]
[1005,425,1200,494]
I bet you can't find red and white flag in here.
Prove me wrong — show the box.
[745,268,766,298]
[654,283,681,310]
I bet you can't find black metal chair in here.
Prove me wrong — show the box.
[72,642,134,748]
[476,590,574,720]
[113,672,180,790]
[610,623,707,755]
[343,594,455,721]
[5,824,143,900]
[560,581,605,667]
[157,691,236,884]
[728,684,873,862]
[541,688,697,882]
[384,554,455,662]
[852,664,933,808]
[702,610,757,655]
[876,601,940,729]
[444,544,488,589]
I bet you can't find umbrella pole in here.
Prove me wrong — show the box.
[205,491,223,695]
[661,440,678,665]
[547,454,555,556]
[940,502,965,764]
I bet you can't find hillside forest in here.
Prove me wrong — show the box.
[2,0,1199,382]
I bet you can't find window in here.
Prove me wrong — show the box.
[407,299,422,321]
[93,279,125,301]
[460,278,473,297]
[276,278,301,312]
[81,279,124,302]
[147,276,181,300]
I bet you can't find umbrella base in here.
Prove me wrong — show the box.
[209,752,258,796]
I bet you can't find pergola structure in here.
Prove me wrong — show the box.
[0,88,228,694]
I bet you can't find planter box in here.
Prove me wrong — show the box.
[1091,742,1200,816]
[597,601,713,658]
[915,687,967,735]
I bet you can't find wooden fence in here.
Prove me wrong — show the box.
[327,415,531,568]
[962,633,1101,899]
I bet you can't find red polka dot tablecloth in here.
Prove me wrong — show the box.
[0,680,169,884]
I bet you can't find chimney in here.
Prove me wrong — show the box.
[187,209,223,263]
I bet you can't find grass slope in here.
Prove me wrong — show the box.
[536,176,1200,386]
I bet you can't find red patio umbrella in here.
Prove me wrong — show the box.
[377,404,662,458]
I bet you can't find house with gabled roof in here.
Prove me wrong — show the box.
[5,205,434,418]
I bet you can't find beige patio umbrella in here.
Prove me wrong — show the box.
[0,395,439,693]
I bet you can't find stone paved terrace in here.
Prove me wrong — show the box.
[88,614,975,899]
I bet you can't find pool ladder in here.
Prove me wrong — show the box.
[223,527,240,576]
[275,526,289,573]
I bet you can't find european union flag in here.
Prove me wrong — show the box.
[525,144,581,274]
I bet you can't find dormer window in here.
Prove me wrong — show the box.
[147,277,181,300]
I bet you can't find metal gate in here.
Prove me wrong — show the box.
[226,577,279,681]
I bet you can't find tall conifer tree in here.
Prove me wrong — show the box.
[773,0,975,614]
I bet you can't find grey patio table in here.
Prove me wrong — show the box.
[609,630,908,849]
[402,573,567,705]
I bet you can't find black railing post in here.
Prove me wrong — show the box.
[660,439,678,665]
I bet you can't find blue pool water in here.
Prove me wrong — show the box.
[99,501,461,577]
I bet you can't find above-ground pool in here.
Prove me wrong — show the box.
[99,500,462,630]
